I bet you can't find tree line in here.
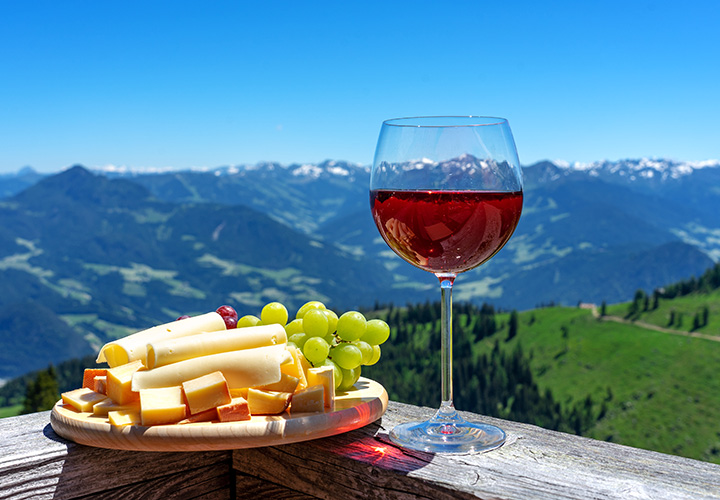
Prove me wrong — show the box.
[364,301,602,435]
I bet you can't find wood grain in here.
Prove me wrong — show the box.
[49,377,388,452]
[3,400,720,499]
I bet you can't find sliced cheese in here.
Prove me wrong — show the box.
[246,389,291,415]
[106,360,144,405]
[217,397,251,422]
[281,346,308,392]
[108,409,141,427]
[182,371,232,415]
[139,386,187,426]
[290,385,325,414]
[61,387,108,412]
[92,398,140,417]
[147,324,287,369]
[131,345,288,391]
[307,366,335,410]
[96,312,226,367]
[257,373,299,393]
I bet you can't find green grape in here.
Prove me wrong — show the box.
[237,315,261,328]
[303,308,329,337]
[363,319,390,345]
[336,311,367,341]
[261,302,288,326]
[284,319,304,336]
[303,337,330,365]
[331,343,363,370]
[353,340,373,365]
[320,359,343,390]
[323,309,339,335]
[366,345,381,366]
[296,300,326,319]
[288,332,308,349]
[323,332,337,347]
[338,366,361,392]
[287,341,297,349]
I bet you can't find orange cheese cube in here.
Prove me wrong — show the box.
[82,368,107,390]
[179,407,219,424]
[107,360,143,405]
[182,371,232,415]
[61,387,108,412]
[217,397,252,422]
[93,375,107,395]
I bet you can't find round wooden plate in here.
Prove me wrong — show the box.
[50,377,387,451]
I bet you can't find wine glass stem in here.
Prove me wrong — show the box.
[438,273,456,407]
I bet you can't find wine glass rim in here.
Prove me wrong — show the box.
[382,116,508,128]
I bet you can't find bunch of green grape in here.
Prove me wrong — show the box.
[241,300,390,392]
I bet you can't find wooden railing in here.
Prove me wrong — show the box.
[2,401,720,499]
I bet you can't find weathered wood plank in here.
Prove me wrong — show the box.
[232,401,720,500]
[0,411,231,500]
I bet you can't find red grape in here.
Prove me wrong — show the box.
[216,305,238,329]
[176,315,190,321]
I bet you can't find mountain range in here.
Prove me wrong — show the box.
[0,157,718,379]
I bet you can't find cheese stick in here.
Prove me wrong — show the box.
[146,324,287,369]
[96,312,226,368]
[131,344,290,391]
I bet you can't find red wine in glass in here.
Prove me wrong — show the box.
[370,189,523,274]
[370,116,524,453]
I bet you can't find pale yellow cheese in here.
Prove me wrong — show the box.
[106,360,144,405]
[246,389,291,415]
[108,409,141,426]
[290,385,325,414]
[139,386,187,426]
[147,324,287,369]
[131,345,288,391]
[96,312,226,367]
[92,398,140,417]
[182,371,232,415]
[61,387,108,412]
[307,366,335,410]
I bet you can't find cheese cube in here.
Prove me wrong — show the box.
[246,389,291,415]
[217,397,252,422]
[290,385,325,414]
[139,386,187,426]
[281,346,308,392]
[61,387,108,412]
[82,368,107,390]
[108,409,141,427]
[92,398,140,417]
[257,373,299,393]
[182,371,232,415]
[107,360,143,405]
[93,375,107,395]
[179,408,219,424]
[307,366,335,410]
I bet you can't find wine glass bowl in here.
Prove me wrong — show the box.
[370,116,523,453]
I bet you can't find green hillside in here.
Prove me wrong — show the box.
[495,306,720,464]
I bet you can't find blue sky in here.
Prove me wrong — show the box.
[1,1,718,173]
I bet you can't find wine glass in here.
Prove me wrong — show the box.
[370,116,523,453]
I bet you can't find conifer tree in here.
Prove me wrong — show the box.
[22,365,59,414]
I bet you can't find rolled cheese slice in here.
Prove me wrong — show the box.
[131,344,289,391]
[96,312,226,368]
[146,324,287,369]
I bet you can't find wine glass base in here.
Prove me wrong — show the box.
[389,418,506,454]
